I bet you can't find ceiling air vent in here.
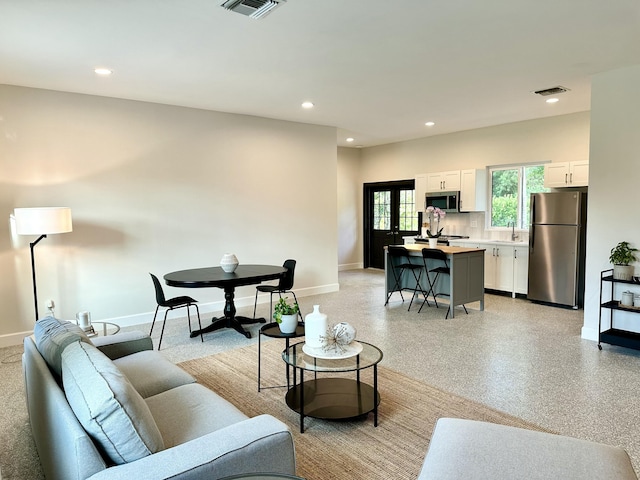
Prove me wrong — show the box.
[220,0,286,19]
[534,86,570,96]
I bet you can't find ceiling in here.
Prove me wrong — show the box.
[1,0,639,148]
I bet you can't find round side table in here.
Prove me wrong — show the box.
[258,322,304,392]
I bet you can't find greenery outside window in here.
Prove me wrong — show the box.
[373,191,391,230]
[490,164,548,229]
[399,189,418,231]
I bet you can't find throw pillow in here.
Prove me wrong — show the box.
[34,316,92,379]
[62,341,165,465]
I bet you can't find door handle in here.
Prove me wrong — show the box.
[565,173,568,184]
[570,172,573,184]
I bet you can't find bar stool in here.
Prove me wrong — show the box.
[419,248,468,318]
[386,246,429,311]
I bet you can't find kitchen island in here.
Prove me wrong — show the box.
[385,244,485,317]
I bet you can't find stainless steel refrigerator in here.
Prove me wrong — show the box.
[528,191,587,308]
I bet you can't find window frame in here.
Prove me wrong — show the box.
[487,162,549,231]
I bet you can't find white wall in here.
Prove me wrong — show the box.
[337,147,363,270]
[582,65,640,340]
[0,85,339,345]
[347,112,590,264]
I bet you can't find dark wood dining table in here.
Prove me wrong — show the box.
[164,264,287,339]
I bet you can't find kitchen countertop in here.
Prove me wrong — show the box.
[448,238,529,247]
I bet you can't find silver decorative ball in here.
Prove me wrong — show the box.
[333,322,356,345]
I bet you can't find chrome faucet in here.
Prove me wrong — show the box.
[510,221,519,241]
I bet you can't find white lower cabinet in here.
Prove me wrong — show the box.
[514,246,529,295]
[451,241,529,297]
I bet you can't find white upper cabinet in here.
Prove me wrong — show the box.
[426,170,461,192]
[544,161,589,188]
[460,169,487,212]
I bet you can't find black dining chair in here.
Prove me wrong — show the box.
[253,259,303,322]
[418,248,468,318]
[149,273,203,350]
[385,246,429,311]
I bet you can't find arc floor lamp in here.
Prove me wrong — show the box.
[14,207,73,321]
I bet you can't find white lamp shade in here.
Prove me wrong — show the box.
[14,207,73,235]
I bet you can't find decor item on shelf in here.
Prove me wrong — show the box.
[273,296,300,334]
[304,305,328,348]
[13,207,73,321]
[320,322,357,354]
[220,253,239,273]
[609,241,638,280]
[621,291,634,307]
[426,206,446,240]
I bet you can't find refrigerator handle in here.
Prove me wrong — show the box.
[530,225,535,251]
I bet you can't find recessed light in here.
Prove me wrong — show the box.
[425,121,435,127]
[546,98,559,104]
[346,137,354,142]
[301,101,314,109]
[94,68,113,76]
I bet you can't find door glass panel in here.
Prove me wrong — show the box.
[373,191,391,230]
[399,189,418,231]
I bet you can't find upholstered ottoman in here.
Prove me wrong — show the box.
[418,418,637,480]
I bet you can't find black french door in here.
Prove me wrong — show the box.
[364,180,419,269]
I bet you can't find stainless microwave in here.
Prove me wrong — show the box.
[425,191,460,213]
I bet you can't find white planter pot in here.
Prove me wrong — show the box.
[429,238,438,248]
[613,265,634,281]
[279,314,298,334]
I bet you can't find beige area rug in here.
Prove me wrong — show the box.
[178,340,551,480]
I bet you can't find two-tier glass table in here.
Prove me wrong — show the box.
[282,341,383,433]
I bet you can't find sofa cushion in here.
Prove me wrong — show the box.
[145,383,248,448]
[34,316,92,379]
[62,341,165,465]
[113,350,195,398]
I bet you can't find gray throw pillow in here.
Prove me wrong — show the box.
[34,316,92,379]
[62,341,165,465]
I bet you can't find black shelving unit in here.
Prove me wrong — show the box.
[598,269,640,350]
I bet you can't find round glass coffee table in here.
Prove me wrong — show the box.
[282,341,383,433]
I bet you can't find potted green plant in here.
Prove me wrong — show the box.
[609,241,638,280]
[273,296,300,333]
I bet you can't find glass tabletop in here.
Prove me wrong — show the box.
[282,341,383,373]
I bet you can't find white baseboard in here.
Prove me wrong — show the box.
[338,262,363,271]
[0,283,341,346]
[0,330,34,348]
[581,326,598,342]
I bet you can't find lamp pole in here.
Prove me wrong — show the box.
[29,234,47,321]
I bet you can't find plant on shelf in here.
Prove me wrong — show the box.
[273,296,300,333]
[425,206,446,238]
[609,241,638,280]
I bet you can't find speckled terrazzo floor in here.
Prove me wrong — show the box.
[149,268,640,473]
[3,268,640,478]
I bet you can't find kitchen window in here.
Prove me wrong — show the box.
[489,164,548,229]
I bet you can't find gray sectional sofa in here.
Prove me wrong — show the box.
[419,418,637,479]
[23,316,296,480]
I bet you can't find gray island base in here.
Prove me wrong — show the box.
[384,244,485,317]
